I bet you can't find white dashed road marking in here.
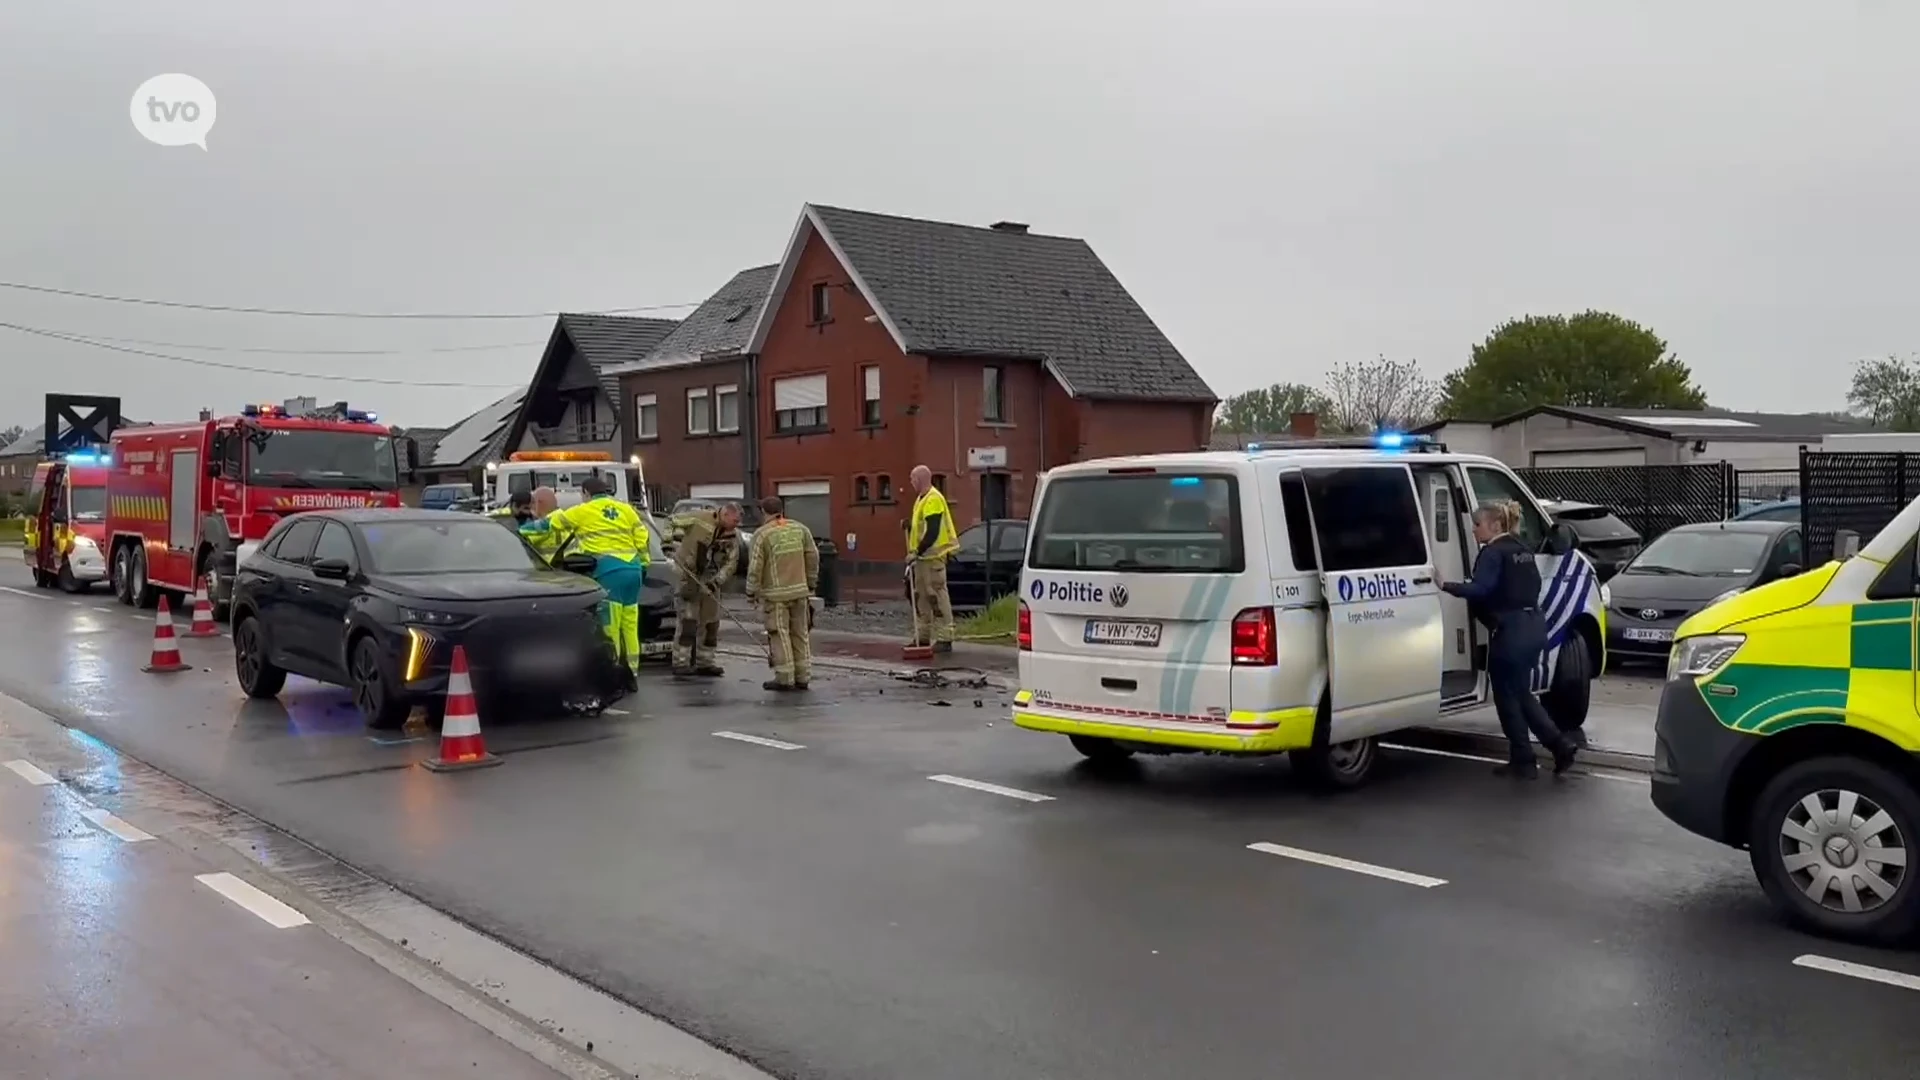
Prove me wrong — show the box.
[712,731,804,751]
[81,806,154,842]
[196,872,311,929]
[1248,841,1448,888]
[0,585,51,600]
[927,775,1054,803]
[1383,742,1649,784]
[4,759,58,786]
[1794,954,1920,992]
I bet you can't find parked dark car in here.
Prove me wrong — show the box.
[229,509,628,728]
[1733,497,1800,524]
[1540,499,1642,581]
[1604,519,1804,665]
[944,519,1029,610]
[420,483,474,511]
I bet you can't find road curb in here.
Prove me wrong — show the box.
[1388,726,1654,774]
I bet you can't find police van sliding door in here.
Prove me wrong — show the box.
[1301,465,1445,743]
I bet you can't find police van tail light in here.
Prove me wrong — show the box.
[1230,607,1277,666]
[1017,601,1032,651]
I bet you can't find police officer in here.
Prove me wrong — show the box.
[745,496,818,691]
[1442,501,1578,779]
[671,501,742,677]
[905,465,958,653]
[525,476,650,684]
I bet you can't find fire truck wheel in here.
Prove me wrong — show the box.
[111,545,133,605]
[128,548,158,609]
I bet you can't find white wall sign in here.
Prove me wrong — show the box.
[967,446,1008,469]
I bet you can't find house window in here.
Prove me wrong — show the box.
[633,393,659,440]
[855,476,871,503]
[982,365,1006,422]
[877,474,893,502]
[861,365,881,426]
[772,374,829,434]
[933,474,946,493]
[715,384,739,433]
[687,388,711,435]
[810,282,831,323]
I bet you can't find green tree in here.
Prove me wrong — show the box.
[1846,355,1920,429]
[1439,311,1707,418]
[1213,382,1330,434]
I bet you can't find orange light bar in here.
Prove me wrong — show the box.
[508,450,614,462]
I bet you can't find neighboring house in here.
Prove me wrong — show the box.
[0,425,45,498]
[1416,406,1877,471]
[743,203,1217,560]
[504,313,681,456]
[611,264,776,507]
[415,389,527,488]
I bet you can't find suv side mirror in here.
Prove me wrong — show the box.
[311,558,352,580]
[1546,522,1578,556]
[1779,563,1802,578]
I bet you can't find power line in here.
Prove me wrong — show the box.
[0,279,703,320]
[0,321,524,388]
[23,327,549,356]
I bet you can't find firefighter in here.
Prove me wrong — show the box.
[526,475,650,682]
[670,501,742,678]
[906,465,958,652]
[745,495,818,691]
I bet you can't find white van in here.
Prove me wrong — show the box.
[1011,438,1606,788]
[483,452,653,515]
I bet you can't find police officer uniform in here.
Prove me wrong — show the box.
[1443,530,1577,778]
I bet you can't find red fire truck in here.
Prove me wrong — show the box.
[106,402,415,617]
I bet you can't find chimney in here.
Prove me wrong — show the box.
[989,221,1029,234]
[1289,411,1319,439]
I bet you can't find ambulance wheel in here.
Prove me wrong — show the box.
[1749,756,1920,946]
[1069,735,1136,763]
[350,637,410,730]
[233,615,287,699]
[128,548,158,609]
[1543,633,1592,732]
[1292,737,1379,791]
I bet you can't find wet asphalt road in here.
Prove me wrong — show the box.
[3,565,1919,1080]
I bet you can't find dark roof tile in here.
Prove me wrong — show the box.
[555,314,681,416]
[618,265,778,371]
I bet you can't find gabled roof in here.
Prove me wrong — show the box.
[606,264,778,374]
[744,203,1215,402]
[552,314,683,411]
[1447,405,1877,442]
[427,390,525,469]
[2,420,148,459]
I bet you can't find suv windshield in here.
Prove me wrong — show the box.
[249,429,399,491]
[68,485,106,522]
[362,519,539,574]
[1626,530,1769,577]
[1029,473,1242,572]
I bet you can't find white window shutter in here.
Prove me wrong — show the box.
[773,374,828,411]
[863,366,880,399]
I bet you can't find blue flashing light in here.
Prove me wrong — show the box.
[1169,476,1202,487]
[1375,431,1406,449]
[64,451,108,465]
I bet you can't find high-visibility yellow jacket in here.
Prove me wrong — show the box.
[909,487,959,560]
[530,495,649,563]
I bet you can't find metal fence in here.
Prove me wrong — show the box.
[1516,462,1737,540]
[1798,451,1920,563]
[1735,468,1800,507]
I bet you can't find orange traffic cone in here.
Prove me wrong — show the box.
[187,575,218,637]
[420,646,501,772]
[143,595,191,674]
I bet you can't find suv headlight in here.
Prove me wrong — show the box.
[1598,581,1611,608]
[1669,634,1745,680]
[398,606,464,626]
[69,535,97,553]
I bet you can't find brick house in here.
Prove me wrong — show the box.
[741,203,1216,562]
[611,264,777,507]
[503,313,681,457]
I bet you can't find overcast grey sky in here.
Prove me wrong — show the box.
[2,0,1914,429]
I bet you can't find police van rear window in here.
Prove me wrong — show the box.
[1028,474,1243,573]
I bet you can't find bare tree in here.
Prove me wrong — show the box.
[1322,356,1441,434]
[0,425,20,450]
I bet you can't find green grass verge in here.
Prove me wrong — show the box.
[0,518,22,545]
[955,592,1019,644]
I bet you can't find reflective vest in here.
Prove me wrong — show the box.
[534,495,649,562]
[909,487,959,560]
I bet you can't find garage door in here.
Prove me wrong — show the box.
[775,481,831,541]
[688,483,745,500]
[1529,448,1647,467]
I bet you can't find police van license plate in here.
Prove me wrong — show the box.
[1084,619,1162,647]
[1623,628,1673,643]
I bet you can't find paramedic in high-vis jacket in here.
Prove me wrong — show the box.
[1442,501,1579,780]
[523,476,650,683]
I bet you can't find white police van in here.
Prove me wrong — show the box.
[1011,435,1607,788]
